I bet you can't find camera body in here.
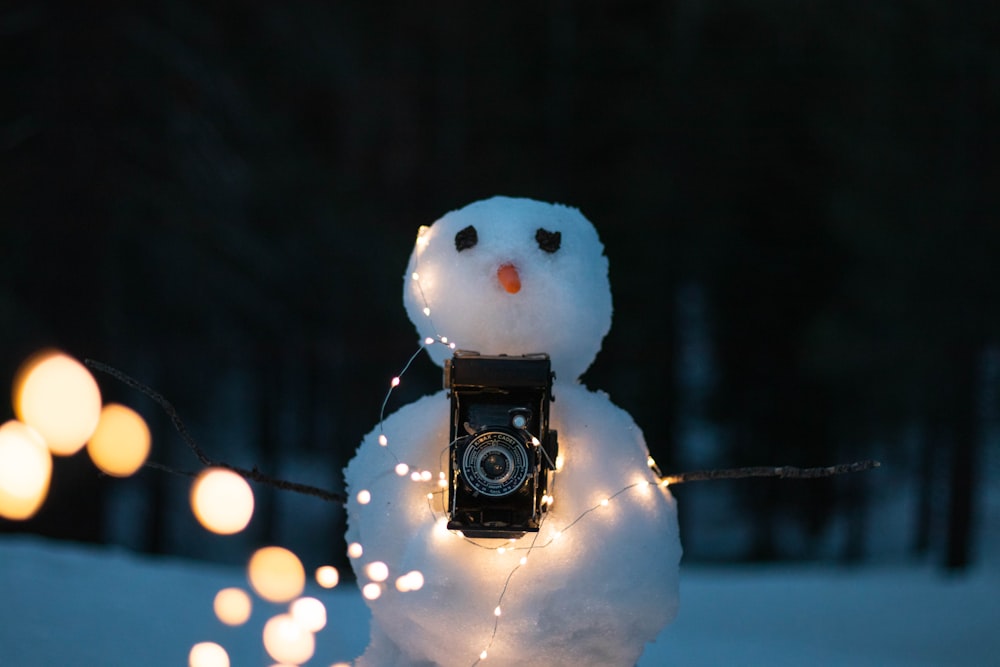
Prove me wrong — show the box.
[445,350,558,539]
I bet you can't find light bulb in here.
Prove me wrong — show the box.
[315,565,339,588]
[356,489,371,505]
[347,542,363,559]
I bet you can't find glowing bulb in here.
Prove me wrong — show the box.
[356,489,371,505]
[378,434,388,446]
[395,463,409,476]
[647,456,656,468]
[519,556,527,566]
[395,570,424,592]
[449,343,456,349]
[494,606,502,617]
[555,455,565,471]
[14,351,102,456]
[190,468,255,535]
[420,470,432,482]
[426,492,434,500]
[390,376,401,388]
[480,650,488,660]
[189,641,229,667]
[262,613,315,665]
[347,542,363,558]
[0,420,52,520]
[424,337,435,345]
[437,478,448,489]
[440,336,448,344]
[423,307,431,317]
[496,547,506,554]
[290,596,327,632]
[410,471,421,481]
[362,583,382,600]
[315,565,339,588]
[86,403,150,477]
[600,498,610,507]
[531,436,540,446]
[411,272,420,281]
[365,561,389,583]
[553,531,562,540]
[247,546,306,603]
[213,587,252,626]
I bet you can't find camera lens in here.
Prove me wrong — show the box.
[480,451,510,479]
[460,431,530,497]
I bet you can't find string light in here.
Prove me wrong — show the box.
[315,565,340,589]
[365,561,390,583]
[356,489,372,505]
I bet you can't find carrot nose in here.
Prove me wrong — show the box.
[497,263,521,294]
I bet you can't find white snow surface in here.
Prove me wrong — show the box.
[1,535,997,667]
[348,197,680,666]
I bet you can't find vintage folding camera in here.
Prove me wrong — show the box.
[444,350,558,539]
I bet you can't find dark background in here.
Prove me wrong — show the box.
[2,1,998,575]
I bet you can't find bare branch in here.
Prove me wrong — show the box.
[662,460,881,486]
[85,359,348,505]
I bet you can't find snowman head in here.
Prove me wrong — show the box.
[404,196,612,382]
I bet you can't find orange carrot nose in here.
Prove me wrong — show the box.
[497,263,521,294]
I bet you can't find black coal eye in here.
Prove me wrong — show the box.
[455,225,478,251]
[535,228,561,253]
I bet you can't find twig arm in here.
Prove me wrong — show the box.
[85,359,348,505]
[662,459,881,486]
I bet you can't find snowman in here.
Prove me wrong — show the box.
[344,196,681,667]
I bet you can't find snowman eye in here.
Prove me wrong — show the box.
[535,228,561,253]
[455,225,478,252]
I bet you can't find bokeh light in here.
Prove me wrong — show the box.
[247,546,306,603]
[364,561,389,583]
[14,350,102,456]
[289,596,327,632]
[394,570,425,593]
[188,641,230,667]
[0,420,52,520]
[262,613,315,665]
[190,468,255,535]
[315,565,339,589]
[362,583,381,600]
[86,403,150,477]
[213,587,252,626]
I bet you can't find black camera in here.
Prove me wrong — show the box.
[444,350,558,539]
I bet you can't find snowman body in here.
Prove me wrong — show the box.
[345,197,681,667]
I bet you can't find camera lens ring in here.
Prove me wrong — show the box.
[460,430,530,497]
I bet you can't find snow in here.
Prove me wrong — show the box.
[347,197,679,665]
[1,534,997,667]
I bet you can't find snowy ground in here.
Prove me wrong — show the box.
[0,535,996,667]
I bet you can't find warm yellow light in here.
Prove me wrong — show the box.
[213,587,252,626]
[190,468,255,535]
[365,561,389,582]
[0,420,52,520]
[247,546,306,603]
[394,463,409,476]
[262,613,315,665]
[600,498,610,507]
[555,454,565,471]
[479,650,488,660]
[378,434,388,446]
[347,542,363,559]
[315,565,340,589]
[188,641,230,667]
[14,351,102,456]
[356,489,371,505]
[493,606,502,617]
[390,376,401,388]
[394,570,424,592]
[290,596,327,632]
[362,583,382,600]
[86,403,150,477]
